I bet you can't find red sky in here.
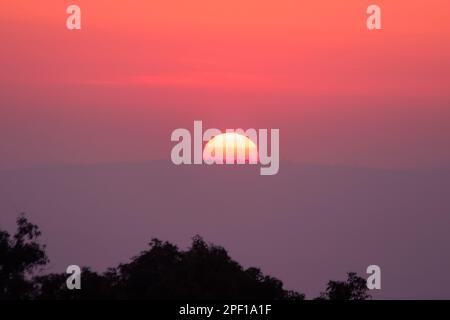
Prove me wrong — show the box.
[1,0,450,169]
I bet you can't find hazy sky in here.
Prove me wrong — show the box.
[1,1,450,300]
[1,0,450,170]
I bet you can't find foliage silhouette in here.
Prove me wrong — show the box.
[1,215,370,300]
[0,214,48,299]
[36,236,304,300]
[317,272,370,300]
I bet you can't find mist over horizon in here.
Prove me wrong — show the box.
[1,161,449,299]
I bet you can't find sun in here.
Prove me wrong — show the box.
[203,132,258,164]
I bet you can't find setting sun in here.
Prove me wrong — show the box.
[203,132,258,164]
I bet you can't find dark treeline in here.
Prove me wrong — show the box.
[0,214,370,300]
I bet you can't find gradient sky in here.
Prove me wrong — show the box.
[1,1,450,300]
[1,0,450,169]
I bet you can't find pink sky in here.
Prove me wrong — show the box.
[1,0,450,169]
[1,1,450,300]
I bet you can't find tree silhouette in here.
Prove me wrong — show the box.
[35,267,113,299]
[1,214,370,300]
[0,214,48,299]
[36,236,305,300]
[318,272,370,300]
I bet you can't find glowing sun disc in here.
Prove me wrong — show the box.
[203,132,258,164]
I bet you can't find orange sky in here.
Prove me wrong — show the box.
[1,1,450,169]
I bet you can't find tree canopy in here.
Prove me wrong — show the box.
[0,215,370,300]
[0,214,48,299]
